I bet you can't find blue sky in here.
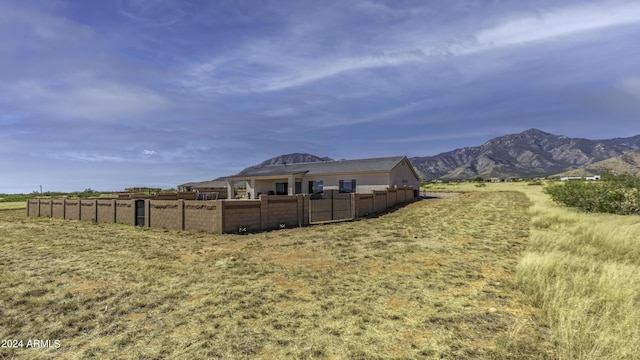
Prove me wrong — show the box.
[2,0,640,193]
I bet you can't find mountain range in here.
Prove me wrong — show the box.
[554,151,640,178]
[410,129,640,179]
[234,129,640,180]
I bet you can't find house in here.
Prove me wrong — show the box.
[177,180,229,199]
[225,155,420,199]
[177,180,228,192]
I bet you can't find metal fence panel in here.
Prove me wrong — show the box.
[309,190,353,224]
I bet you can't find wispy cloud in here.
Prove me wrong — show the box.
[8,80,170,122]
[178,1,640,96]
[471,2,640,51]
[117,0,187,27]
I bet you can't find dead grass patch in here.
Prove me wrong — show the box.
[0,191,552,359]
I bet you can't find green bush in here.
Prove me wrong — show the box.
[545,171,640,214]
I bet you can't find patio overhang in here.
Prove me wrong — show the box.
[226,171,308,198]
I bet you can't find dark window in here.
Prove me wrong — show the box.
[339,179,356,193]
[276,182,287,195]
[308,180,323,194]
[295,182,302,194]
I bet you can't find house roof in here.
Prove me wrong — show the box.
[228,156,418,179]
[178,180,228,189]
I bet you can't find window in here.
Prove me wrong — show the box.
[339,179,356,193]
[308,180,323,194]
[295,182,302,194]
[275,182,287,195]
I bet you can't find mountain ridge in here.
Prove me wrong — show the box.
[553,151,640,178]
[235,153,334,176]
[410,128,640,180]
[235,130,640,180]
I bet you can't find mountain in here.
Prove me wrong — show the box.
[235,153,333,176]
[410,129,640,180]
[232,130,640,181]
[553,151,640,178]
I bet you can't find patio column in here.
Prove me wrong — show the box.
[226,179,234,199]
[288,175,295,195]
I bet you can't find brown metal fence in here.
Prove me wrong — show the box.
[309,190,353,224]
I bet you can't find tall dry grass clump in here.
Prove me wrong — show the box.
[517,185,640,359]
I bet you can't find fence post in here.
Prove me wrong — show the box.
[181,199,185,230]
[297,195,303,227]
[351,193,356,219]
[260,196,269,231]
[112,199,116,223]
[145,200,151,227]
[216,200,225,233]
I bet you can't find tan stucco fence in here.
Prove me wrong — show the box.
[26,186,414,234]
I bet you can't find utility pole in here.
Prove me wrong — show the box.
[40,185,42,194]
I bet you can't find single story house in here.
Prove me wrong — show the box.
[225,155,420,199]
[177,180,229,199]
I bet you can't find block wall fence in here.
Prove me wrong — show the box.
[27,186,415,234]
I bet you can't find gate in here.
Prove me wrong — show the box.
[135,200,145,226]
[309,190,353,224]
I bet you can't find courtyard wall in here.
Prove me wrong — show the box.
[27,186,415,234]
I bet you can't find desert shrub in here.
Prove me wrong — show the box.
[544,171,640,214]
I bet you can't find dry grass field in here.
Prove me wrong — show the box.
[0,190,553,359]
[426,181,640,360]
[0,201,26,211]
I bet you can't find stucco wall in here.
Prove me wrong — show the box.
[355,194,374,217]
[149,200,183,230]
[26,186,413,234]
[390,159,420,190]
[115,200,135,225]
[97,199,116,224]
[223,200,261,233]
[27,200,39,217]
[52,200,65,219]
[261,196,300,229]
[80,200,97,221]
[184,200,220,232]
[64,200,80,220]
[39,199,52,217]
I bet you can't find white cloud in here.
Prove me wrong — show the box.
[306,99,434,129]
[9,80,169,121]
[49,152,129,162]
[143,149,157,155]
[471,2,640,52]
